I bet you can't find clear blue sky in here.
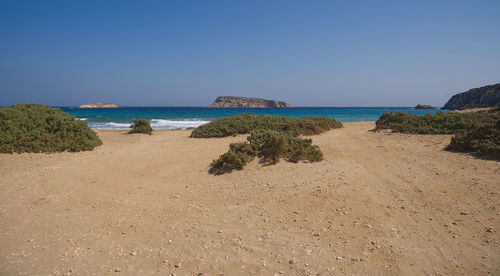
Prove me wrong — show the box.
[1,0,499,107]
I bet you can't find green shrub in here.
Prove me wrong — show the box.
[191,114,342,138]
[210,129,324,174]
[446,112,500,157]
[376,109,500,158]
[301,116,344,133]
[375,111,486,134]
[0,104,102,153]
[210,142,256,175]
[228,141,256,157]
[129,118,153,135]
[247,130,290,164]
[203,114,340,174]
[286,136,324,163]
[248,129,323,164]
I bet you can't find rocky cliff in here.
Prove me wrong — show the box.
[79,103,118,108]
[442,83,500,110]
[208,96,291,108]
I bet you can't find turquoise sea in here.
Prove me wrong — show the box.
[60,107,444,130]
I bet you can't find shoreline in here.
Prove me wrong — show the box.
[90,121,378,132]
[64,106,442,130]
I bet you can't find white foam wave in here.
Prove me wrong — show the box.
[89,122,132,129]
[76,118,87,121]
[150,119,209,130]
[88,119,209,130]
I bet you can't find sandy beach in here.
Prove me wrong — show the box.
[0,121,498,275]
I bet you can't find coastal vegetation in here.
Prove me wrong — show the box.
[210,130,324,174]
[446,108,500,157]
[375,111,488,134]
[0,104,102,153]
[129,119,153,135]
[210,142,256,175]
[190,113,340,174]
[247,130,323,164]
[376,108,500,157]
[190,113,342,138]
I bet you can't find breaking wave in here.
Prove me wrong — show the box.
[88,119,209,130]
[150,119,210,129]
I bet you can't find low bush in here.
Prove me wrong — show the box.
[229,141,256,157]
[210,130,323,174]
[376,109,500,158]
[375,111,486,134]
[0,104,102,153]
[210,142,256,175]
[301,116,344,133]
[204,114,341,174]
[248,129,323,164]
[191,113,342,138]
[129,119,153,135]
[446,111,500,157]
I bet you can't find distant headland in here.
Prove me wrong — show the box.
[79,103,118,108]
[443,83,500,110]
[208,96,291,108]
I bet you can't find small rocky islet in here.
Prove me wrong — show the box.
[415,104,435,109]
[78,103,118,108]
[208,96,291,108]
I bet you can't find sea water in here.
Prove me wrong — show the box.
[60,107,444,130]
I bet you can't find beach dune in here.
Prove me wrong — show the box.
[0,122,498,275]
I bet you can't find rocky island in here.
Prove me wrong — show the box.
[442,83,500,110]
[79,103,118,108]
[415,104,435,109]
[208,96,291,108]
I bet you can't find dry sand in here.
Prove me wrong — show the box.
[0,122,498,275]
